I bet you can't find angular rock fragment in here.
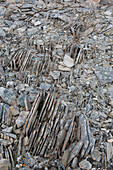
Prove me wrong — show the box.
[63,54,74,68]
[16,111,29,128]
[106,142,113,162]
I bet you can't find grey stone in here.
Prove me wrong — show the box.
[25,95,31,111]
[17,94,26,107]
[27,28,38,36]
[91,148,101,162]
[2,126,13,133]
[16,111,29,128]
[79,159,92,170]
[9,105,19,116]
[50,71,60,80]
[21,4,33,9]
[0,139,11,146]
[39,83,51,90]
[0,28,6,37]
[0,103,3,120]
[0,87,16,105]
[106,142,113,162]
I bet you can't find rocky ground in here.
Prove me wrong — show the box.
[0,0,113,169]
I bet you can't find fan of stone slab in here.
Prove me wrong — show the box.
[10,49,32,72]
[17,92,95,169]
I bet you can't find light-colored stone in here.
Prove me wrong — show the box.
[79,159,92,170]
[63,54,74,68]
[106,142,113,162]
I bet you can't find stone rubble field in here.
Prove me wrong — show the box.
[0,0,113,169]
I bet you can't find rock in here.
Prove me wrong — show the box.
[25,95,31,111]
[0,28,6,37]
[63,55,74,68]
[83,27,94,35]
[0,87,16,105]
[39,83,51,90]
[62,149,70,167]
[50,71,60,80]
[106,142,113,162]
[33,21,42,26]
[58,65,71,71]
[104,28,113,36]
[69,86,76,92]
[16,111,29,128]
[2,126,13,133]
[0,65,4,73]
[6,81,14,88]
[79,159,92,170]
[100,0,113,5]
[17,94,26,107]
[0,103,3,120]
[104,10,112,16]
[23,153,36,168]
[21,3,33,9]
[72,157,78,168]
[9,106,19,116]
[2,104,11,125]
[23,136,29,146]
[94,66,113,85]
[27,28,38,36]
[0,159,10,170]
[91,148,101,162]
[0,139,11,146]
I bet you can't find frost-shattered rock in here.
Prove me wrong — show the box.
[0,0,113,169]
